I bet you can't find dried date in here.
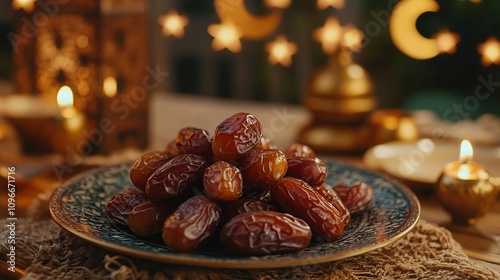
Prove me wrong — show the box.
[332,182,373,215]
[314,183,350,227]
[165,139,180,156]
[130,151,174,192]
[271,177,344,241]
[220,211,311,255]
[203,161,243,201]
[257,135,277,150]
[146,154,208,201]
[106,189,149,226]
[220,198,277,224]
[128,200,178,238]
[176,127,213,158]
[162,195,220,252]
[285,157,327,187]
[239,149,288,193]
[285,143,316,159]
[212,112,263,161]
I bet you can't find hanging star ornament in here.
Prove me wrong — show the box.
[313,16,342,54]
[317,0,345,10]
[266,35,298,67]
[478,37,500,66]
[341,25,364,52]
[433,29,460,54]
[12,0,36,12]
[208,23,242,53]
[158,11,189,38]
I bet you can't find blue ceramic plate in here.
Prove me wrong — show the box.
[49,160,420,269]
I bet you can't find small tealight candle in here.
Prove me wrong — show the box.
[436,140,498,225]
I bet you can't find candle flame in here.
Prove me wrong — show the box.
[459,139,473,163]
[57,86,74,108]
[57,86,76,118]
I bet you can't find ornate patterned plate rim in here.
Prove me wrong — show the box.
[49,160,420,269]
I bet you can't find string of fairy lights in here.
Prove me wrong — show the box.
[10,0,500,67]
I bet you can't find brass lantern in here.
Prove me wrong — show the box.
[11,0,149,154]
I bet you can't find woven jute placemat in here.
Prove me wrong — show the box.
[1,192,498,280]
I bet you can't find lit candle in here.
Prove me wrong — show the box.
[57,86,85,132]
[436,140,498,225]
[54,86,87,157]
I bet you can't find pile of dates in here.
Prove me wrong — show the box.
[106,112,373,255]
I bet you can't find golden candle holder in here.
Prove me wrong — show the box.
[436,140,499,225]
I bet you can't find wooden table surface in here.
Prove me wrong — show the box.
[1,92,499,274]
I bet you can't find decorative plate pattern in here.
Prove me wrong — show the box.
[49,160,420,269]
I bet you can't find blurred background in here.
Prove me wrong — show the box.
[0,1,498,113]
[0,0,499,158]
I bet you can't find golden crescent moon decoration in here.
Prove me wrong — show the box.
[214,0,283,40]
[389,0,442,60]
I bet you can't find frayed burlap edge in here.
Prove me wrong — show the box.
[1,191,498,280]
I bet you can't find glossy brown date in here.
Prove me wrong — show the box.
[285,143,316,159]
[314,183,351,227]
[130,151,174,192]
[162,195,220,252]
[146,154,208,201]
[128,201,178,238]
[239,149,288,193]
[203,161,243,201]
[271,177,344,241]
[106,189,149,226]
[165,139,180,156]
[220,198,277,224]
[212,112,263,161]
[257,135,277,150]
[285,157,327,187]
[332,182,373,215]
[176,127,213,158]
[220,211,311,255]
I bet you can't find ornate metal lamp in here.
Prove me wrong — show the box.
[11,0,149,154]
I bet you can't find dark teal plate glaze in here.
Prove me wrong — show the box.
[49,160,420,269]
